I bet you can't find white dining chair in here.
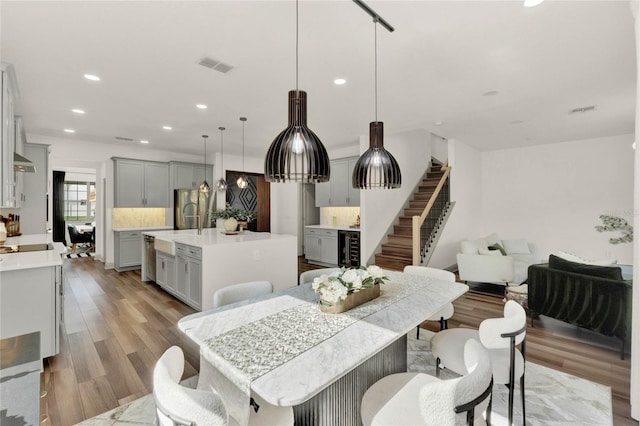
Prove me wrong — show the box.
[403,266,456,338]
[361,339,493,426]
[298,267,341,286]
[153,346,228,426]
[431,300,527,426]
[213,281,273,308]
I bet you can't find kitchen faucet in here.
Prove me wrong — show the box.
[182,201,202,235]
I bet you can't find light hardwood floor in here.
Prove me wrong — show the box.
[39,257,636,425]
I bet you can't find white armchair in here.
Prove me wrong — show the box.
[456,233,539,286]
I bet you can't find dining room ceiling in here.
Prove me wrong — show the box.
[0,1,636,159]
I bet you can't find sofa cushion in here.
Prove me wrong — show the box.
[479,248,502,256]
[502,239,531,255]
[460,240,478,255]
[488,243,507,256]
[511,253,539,265]
[554,250,617,266]
[484,233,502,247]
[548,254,623,280]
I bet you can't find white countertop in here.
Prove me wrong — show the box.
[144,228,295,248]
[112,226,173,232]
[305,224,360,232]
[0,234,66,272]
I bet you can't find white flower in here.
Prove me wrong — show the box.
[311,274,329,291]
[367,265,385,279]
[319,279,348,304]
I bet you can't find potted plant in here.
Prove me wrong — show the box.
[212,203,255,232]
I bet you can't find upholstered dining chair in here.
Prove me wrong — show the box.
[298,267,341,286]
[213,281,273,308]
[361,339,493,426]
[67,224,92,252]
[153,346,228,425]
[431,300,527,426]
[403,266,456,338]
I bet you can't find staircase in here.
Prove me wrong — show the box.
[374,160,451,271]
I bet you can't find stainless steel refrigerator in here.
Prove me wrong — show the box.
[174,189,216,230]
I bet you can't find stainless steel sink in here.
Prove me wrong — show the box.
[0,243,54,254]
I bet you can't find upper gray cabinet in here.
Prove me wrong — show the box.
[113,158,169,207]
[315,157,360,207]
[170,161,213,190]
[1,63,18,208]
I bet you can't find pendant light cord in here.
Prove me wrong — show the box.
[374,19,378,122]
[242,120,245,171]
[295,0,299,92]
[219,127,225,174]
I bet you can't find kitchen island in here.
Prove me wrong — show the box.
[0,234,66,359]
[142,229,297,311]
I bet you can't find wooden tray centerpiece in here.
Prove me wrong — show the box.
[313,265,388,314]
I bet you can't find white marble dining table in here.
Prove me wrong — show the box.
[178,270,468,426]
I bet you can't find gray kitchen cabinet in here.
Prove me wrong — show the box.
[314,157,360,207]
[114,230,142,271]
[304,227,338,266]
[1,63,18,208]
[170,161,213,190]
[175,243,202,310]
[156,252,177,294]
[113,158,169,207]
[20,143,49,234]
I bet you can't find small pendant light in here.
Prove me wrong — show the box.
[198,134,210,194]
[352,11,401,189]
[237,117,249,189]
[264,0,330,183]
[216,127,228,191]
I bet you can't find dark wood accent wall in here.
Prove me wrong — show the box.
[226,170,270,232]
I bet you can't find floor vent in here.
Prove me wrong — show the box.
[115,136,134,142]
[569,105,596,114]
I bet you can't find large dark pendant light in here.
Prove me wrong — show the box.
[352,1,401,189]
[264,0,330,183]
[237,117,249,189]
[216,127,228,191]
[198,134,210,194]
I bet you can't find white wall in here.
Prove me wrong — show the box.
[429,139,483,269]
[361,128,432,264]
[481,133,634,264]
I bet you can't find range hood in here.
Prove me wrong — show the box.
[14,152,36,173]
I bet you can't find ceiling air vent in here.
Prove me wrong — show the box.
[115,136,134,142]
[198,56,234,74]
[569,105,596,114]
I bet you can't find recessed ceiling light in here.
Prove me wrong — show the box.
[524,0,544,7]
[334,78,347,85]
[64,129,76,133]
[71,109,85,114]
[140,140,149,144]
[196,104,207,109]
[162,126,172,130]
[633,142,636,150]
[434,121,444,126]
[84,74,100,81]
[482,90,499,97]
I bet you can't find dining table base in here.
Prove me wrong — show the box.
[292,335,407,426]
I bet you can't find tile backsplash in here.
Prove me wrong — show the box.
[112,208,166,228]
[320,207,360,227]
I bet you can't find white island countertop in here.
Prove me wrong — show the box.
[144,228,295,247]
[0,234,66,272]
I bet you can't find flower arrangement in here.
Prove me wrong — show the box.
[312,265,388,306]
[212,203,255,222]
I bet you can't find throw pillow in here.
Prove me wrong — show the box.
[471,238,489,252]
[502,239,531,255]
[548,254,623,280]
[484,233,502,247]
[554,250,617,266]
[479,248,502,256]
[488,243,507,256]
[460,241,478,255]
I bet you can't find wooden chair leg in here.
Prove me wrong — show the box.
[416,325,420,340]
[439,317,445,331]
[435,357,441,378]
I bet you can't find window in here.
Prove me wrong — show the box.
[64,181,96,221]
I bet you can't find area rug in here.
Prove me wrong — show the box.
[66,251,93,259]
[77,332,612,426]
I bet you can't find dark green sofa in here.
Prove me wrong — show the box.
[528,255,632,359]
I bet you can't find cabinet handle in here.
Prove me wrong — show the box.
[162,260,165,270]
[185,264,188,273]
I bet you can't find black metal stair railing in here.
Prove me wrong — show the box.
[411,164,451,265]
